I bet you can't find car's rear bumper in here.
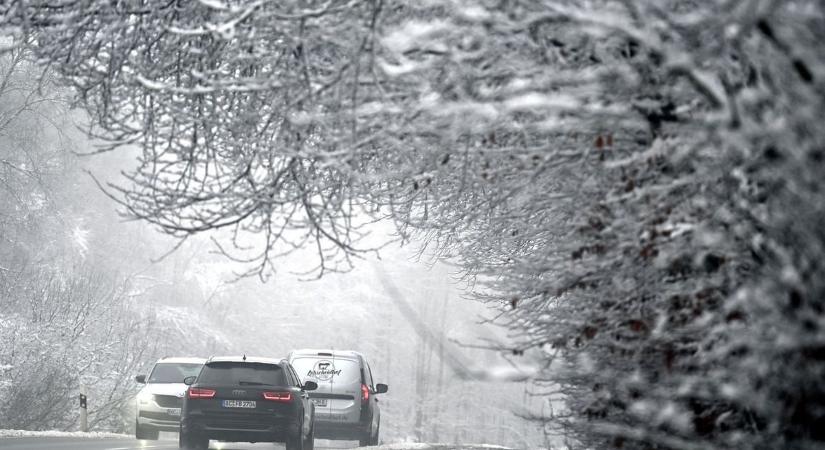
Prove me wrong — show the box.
[314,420,369,440]
[192,428,287,442]
[181,414,299,443]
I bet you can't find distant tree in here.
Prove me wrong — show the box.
[0,44,207,434]
[0,43,72,265]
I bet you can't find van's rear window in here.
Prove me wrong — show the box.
[291,357,361,384]
[198,362,285,386]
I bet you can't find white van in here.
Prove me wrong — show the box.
[288,349,388,446]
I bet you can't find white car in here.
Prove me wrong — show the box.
[134,357,205,440]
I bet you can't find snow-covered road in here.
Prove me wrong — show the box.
[0,432,512,450]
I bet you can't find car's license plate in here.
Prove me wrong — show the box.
[222,400,256,408]
[312,398,327,407]
[167,408,181,416]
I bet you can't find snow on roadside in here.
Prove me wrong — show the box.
[0,429,130,439]
[376,444,512,450]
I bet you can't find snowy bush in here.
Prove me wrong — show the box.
[0,265,153,431]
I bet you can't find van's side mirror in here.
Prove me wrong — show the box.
[183,376,196,386]
[303,381,318,391]
[375,383,388,394]
[135,374,146,384]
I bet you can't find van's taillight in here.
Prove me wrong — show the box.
[361,384,370,403]
[188,388,216,399]
[263,391,292,402]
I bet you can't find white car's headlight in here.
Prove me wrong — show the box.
[137,390,153,405]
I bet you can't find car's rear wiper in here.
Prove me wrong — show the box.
[237,381,272,386]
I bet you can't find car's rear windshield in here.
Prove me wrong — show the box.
[197,362,285,386]
[290,357,361,385]
[148,363,203,383]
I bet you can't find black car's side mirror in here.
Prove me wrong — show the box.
[375,383,388,394]
[302,381,318,391]
[135,374,146,384]
[183,376,197,386]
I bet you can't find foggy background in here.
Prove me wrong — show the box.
[0,113,548,447]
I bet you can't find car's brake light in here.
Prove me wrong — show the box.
[263,391,292,402]
[188,388,216,399]
[361,384,370,403]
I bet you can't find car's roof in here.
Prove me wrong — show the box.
[288,349,364,360]
[156,357,207,364]
[206,355,285,365]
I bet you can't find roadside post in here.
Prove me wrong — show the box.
[79,386,88,432]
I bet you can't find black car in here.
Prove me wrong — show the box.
[179,356,317,450]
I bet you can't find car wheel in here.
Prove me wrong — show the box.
[135,420,159,440]
[285,421,305,450]
[305,424,315,450]
[358,429,371,447]
[179,428,209,450]
[369,423,380,446]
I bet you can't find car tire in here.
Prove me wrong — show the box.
[179,428,209,450]
[135,420,159,440]
[305,424,315,450]
[369,423,380,446]
[285,421,305,450]
[358,429,371,447]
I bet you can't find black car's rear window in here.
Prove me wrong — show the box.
[198,362,285,386]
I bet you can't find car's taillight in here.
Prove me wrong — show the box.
[188,388,216,399]
[263,391,292,402]
[361,384,370,403]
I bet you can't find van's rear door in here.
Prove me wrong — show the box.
[290,355,361,424]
